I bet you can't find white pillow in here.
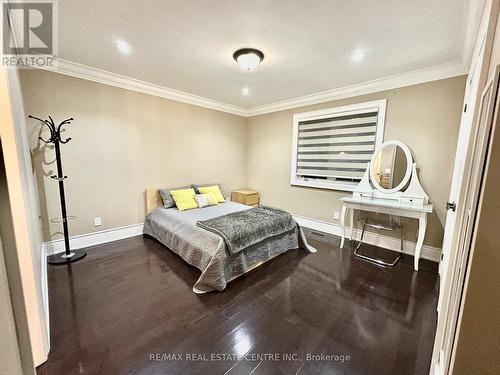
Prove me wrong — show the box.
[194,194,209,208]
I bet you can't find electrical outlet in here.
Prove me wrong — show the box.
[334,211,340,220]
[94,217,102,226]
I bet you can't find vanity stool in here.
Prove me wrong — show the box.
[354,216,404,267]
[340,140,433,271]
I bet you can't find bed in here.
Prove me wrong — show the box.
[143,187,316,293]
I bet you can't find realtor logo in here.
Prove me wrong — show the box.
[2,0,57,67]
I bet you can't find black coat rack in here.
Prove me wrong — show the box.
[29,115,87,265]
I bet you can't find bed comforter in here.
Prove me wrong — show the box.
[143,202,315,293]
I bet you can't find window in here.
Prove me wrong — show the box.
[290,99,386,191]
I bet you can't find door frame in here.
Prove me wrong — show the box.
[447,63,500,374]
[430,1,500,372]
[438,67,500,375]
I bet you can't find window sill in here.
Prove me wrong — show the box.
[291,179,357,192]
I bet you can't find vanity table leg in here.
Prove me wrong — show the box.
[414,213,427,271]
[349,207,354,241]
[340,204,347,248]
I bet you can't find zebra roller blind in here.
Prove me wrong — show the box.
[291,100,386,191]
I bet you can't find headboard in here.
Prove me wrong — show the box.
[145,185,192,215]
[145,187,164,215]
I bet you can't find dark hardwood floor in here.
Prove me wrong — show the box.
[37,233,439,375]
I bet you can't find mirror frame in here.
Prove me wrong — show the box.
[369,140,413,194]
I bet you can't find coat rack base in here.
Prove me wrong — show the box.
[47,249,87,265]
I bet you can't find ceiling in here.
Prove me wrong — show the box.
[57,0,478,112]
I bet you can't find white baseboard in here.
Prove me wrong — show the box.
[42,223,144,255]
[293,214,442,263]
[41,217,440,262]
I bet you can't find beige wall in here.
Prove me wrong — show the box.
[0,240,24,375]
[19,70,248,241]
[246,76,466,248]
[19,70,466,249]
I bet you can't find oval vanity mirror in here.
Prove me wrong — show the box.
[370,140,413,194]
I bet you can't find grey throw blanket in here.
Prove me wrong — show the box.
[197,206,296,256]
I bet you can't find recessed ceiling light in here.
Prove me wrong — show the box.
[116,40,131,55]
[242,87,249,96]
[233,48,264,71]
[351,49,365,63]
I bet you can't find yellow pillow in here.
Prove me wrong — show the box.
[198,185,225,203]
[170,188,198,211]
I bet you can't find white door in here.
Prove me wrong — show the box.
[432,1,497,373]
[437,46,482,312]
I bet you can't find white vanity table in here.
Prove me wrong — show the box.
[339,140,433,271]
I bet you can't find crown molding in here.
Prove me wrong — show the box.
[246,61,468,116]
[41,59,468,118]
[40,59,248,116]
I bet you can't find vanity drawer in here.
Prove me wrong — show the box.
[401,196,425,207]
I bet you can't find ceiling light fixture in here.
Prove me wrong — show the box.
[233,48,264,71]
[242,87,250,96]
[351,48,365,63]
[116,40,131,55]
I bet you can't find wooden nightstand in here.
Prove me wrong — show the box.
[231,189,259,207]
